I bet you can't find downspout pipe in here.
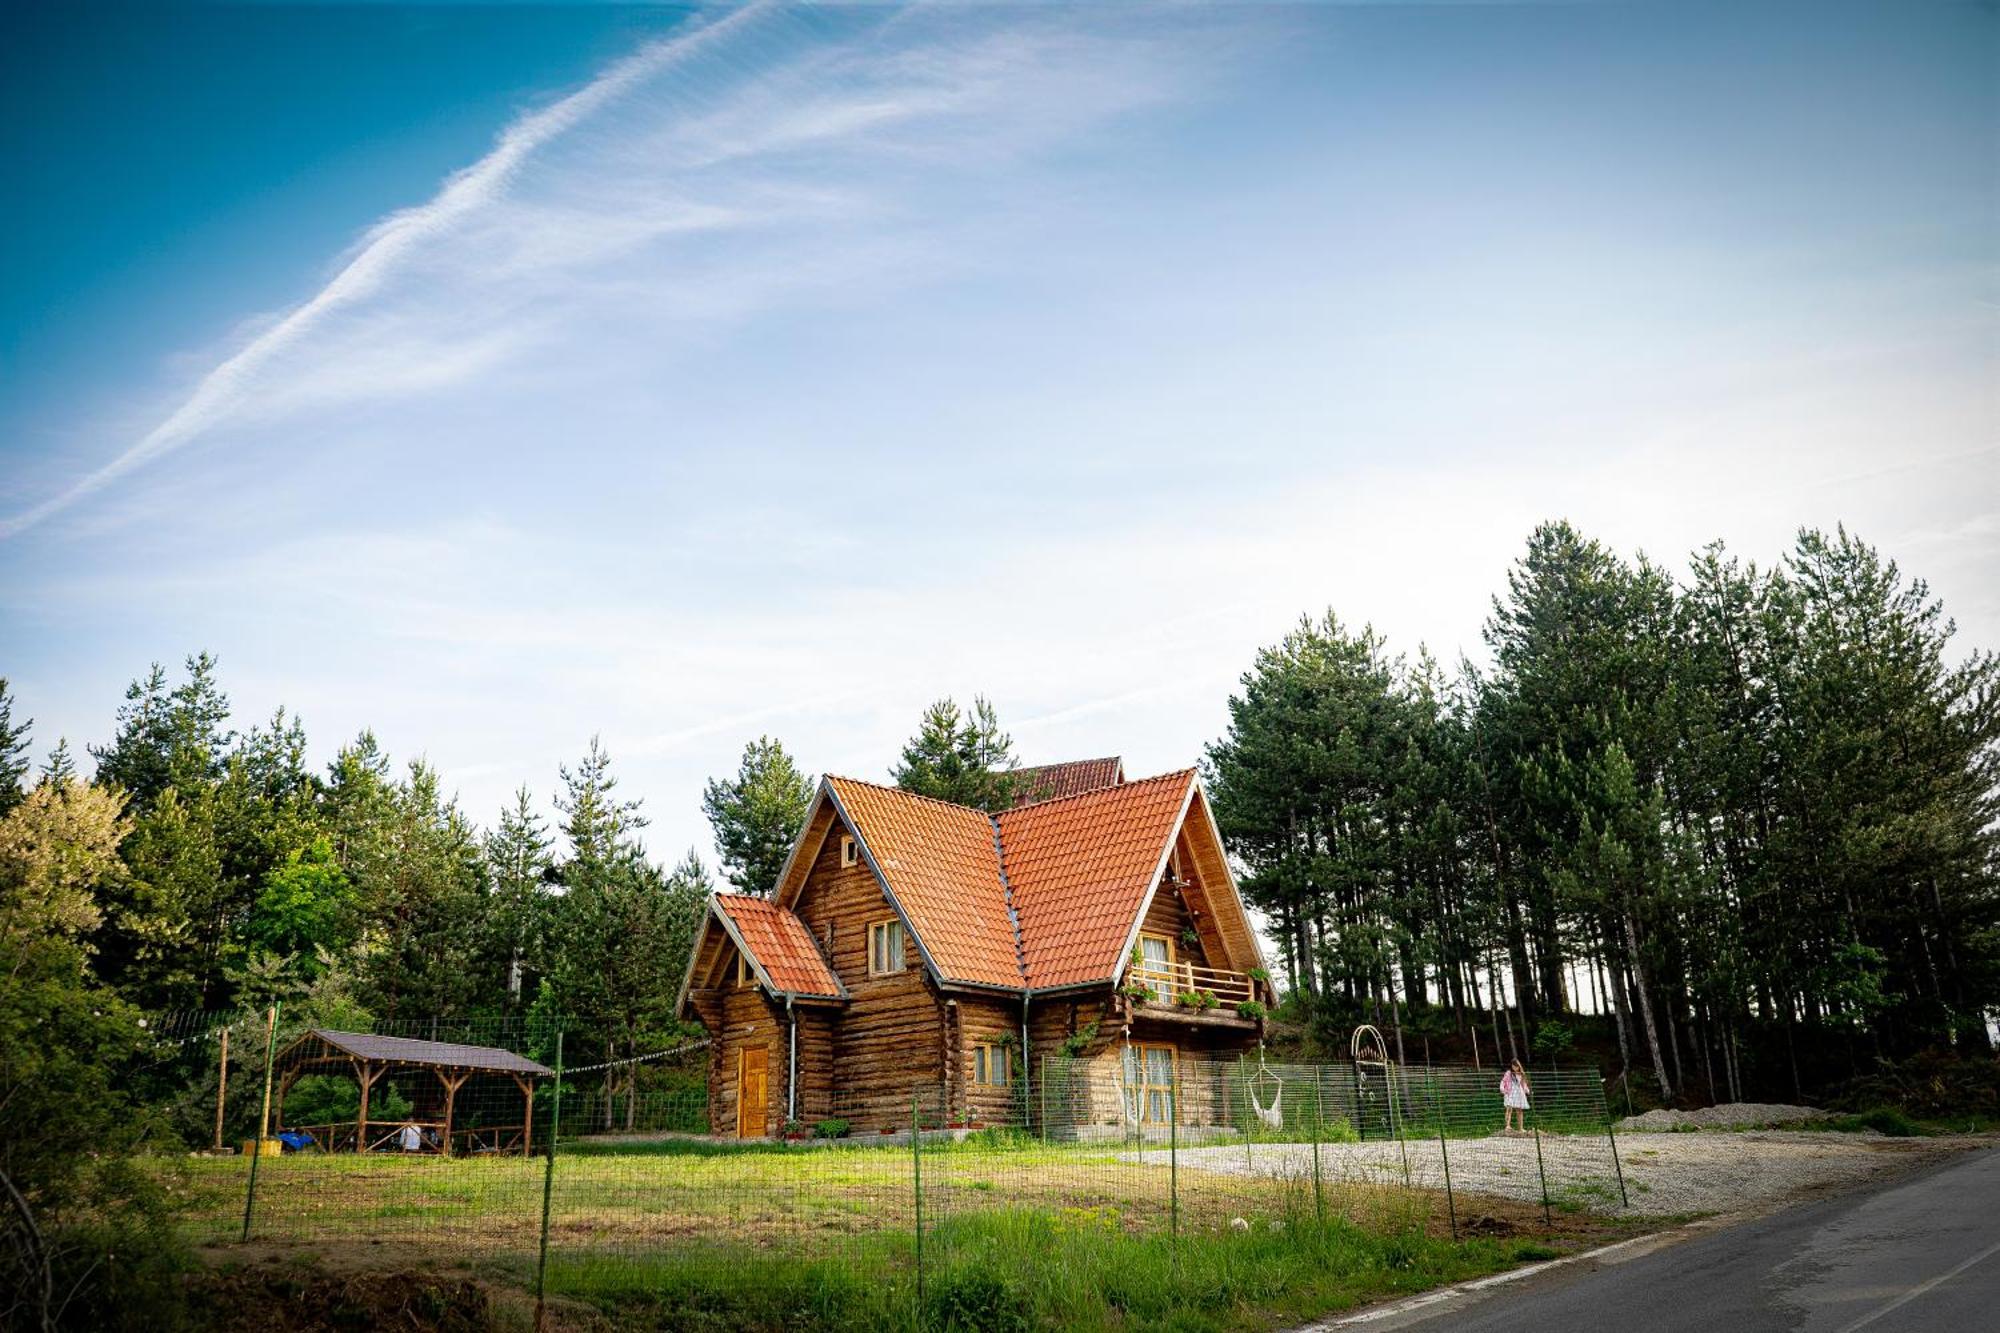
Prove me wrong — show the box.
[1021,992,1031,1132]
[786,994,798,1125]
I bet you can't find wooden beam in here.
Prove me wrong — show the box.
[436,1067,471,1156]
[512,1073,534,1158]
[355,1058,383,1153]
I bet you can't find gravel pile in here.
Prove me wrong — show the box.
[1616,1102,1829,1133]
[1134,1129,1968,1218]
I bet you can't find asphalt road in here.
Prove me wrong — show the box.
[1352,1144,2000,1332]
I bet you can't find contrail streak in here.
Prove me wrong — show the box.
[2,2,773,540]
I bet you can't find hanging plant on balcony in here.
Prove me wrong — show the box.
[1180,926,1200,951]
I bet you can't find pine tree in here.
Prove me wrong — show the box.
[93,664,172,805]
[359,760,487,1019]
[485,787,553,1003]
[556,735,647,869]
[38,739,76,788]
[89,654,236,813]
[702,737,812,897]
[0,679,32,816]
[892,696,1019,811]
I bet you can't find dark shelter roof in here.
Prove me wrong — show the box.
[301,1028,553,1077]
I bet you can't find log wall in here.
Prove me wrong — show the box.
[792,821,945,1131]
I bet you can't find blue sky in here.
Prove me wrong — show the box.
[2,1,1993,866]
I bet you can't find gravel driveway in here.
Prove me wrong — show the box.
[1126,1130,1977,1217]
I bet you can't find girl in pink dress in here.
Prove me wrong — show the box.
[1500,1060,1531,1134]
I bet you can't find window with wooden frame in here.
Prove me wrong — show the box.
[839,835,860,868]
[1144,928,1168,992]
[733,950,755,989]
[972,1042,1011,1087]
[868,919,906,976]
[1122,1043,1177,1123]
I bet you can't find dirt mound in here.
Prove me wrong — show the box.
[188,1268,496,1332]
[1617,1102,1828,1132]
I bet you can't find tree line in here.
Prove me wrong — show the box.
[1,519,1991,1134]
[1204,523,1999,1101]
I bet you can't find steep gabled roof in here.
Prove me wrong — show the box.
[1011,757,1125,807]
[762,767,1258,998]
[823,777,1023,989]
[997,770,1197,989]
[713,894,844,1000]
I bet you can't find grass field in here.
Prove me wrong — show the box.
[174,1134,1637,1331]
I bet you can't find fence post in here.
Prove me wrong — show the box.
[534,1029,563,1333]
[1389,1061,1410,1187]
[1239,1053,1252,1170]
[1532,1126,1552,1227]
[239,1002,278,1243]
[912,1093,925,1315]
[1436,1104,1457,1241]
[1605,1114,1630,1209]
[214,1024,229,1152]
[1311,1071,1324,1225]
[1169,1060,1180,1279]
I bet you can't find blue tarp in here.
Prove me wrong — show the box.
[277,1131,316,1152]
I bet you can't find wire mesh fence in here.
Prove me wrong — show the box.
[149,1011,1626,1325]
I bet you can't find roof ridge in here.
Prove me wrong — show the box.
[998,766,1194,818]
[1017,755,1122,771]
[825,772,998,817]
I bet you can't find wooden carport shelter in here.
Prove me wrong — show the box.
[272,1028,554,1156]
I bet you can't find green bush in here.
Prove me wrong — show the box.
[1832,1053,2000,1123]
[926,1264,1034,1333]
[1237,1000,1268,1020]
[282,1073,411,1129]
[1846,1106,1921,1137]
[813,1118,852,1139]
[1530,1021,1574,1060]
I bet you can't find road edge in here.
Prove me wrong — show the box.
[1292,1138,1991,1332]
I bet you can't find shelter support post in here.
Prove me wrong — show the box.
[513,1073,534,1156]
[437,1068,471,1156]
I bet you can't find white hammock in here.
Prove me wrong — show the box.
[1248,1060,1284,1130]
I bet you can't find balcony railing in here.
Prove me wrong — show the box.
[1124,961,1257,1010]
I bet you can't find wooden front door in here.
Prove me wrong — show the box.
[737,1046,769,1138]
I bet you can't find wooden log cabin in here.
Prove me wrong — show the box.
[676,760,1270,1138]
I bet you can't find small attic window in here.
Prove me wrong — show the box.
[840,835,860,868]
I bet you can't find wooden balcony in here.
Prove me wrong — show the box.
[1123,961,1261,1024]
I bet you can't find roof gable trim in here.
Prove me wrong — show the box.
[1109,772,1200,986]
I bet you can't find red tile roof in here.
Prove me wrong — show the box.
[714,894,843,999]
[997,770,1197,989]
[816,769,1205,992]
[825,777,1024,989]
[1010,757,1125,807]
